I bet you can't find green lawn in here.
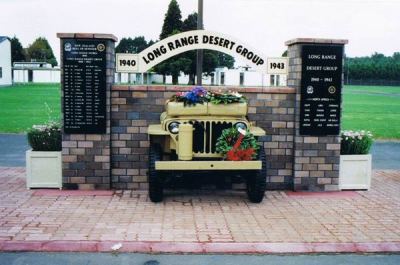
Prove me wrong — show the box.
[0,83,61,133]
[0,83,399,139]
[342,86,400,139]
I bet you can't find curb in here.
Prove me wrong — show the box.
[1,241,400,254]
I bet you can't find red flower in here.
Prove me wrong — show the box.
[227,148,255,161]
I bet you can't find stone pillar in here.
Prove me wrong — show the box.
[57,33,117,190]
[286,38,348,191]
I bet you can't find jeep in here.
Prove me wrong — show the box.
[147,91,266,203]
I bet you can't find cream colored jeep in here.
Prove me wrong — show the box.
[147,99,266,203]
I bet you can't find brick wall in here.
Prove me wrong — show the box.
[58,33,117,190]
[110,85,296,190]
[58,35,347,192]
[286,38,348,191]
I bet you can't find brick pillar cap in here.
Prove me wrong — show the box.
[57,33,118,42]
[285,38,348,46]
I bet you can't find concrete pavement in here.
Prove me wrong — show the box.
[0,134,29,167]
[0,252,400,265]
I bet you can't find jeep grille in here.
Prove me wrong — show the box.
[191,121,233,155]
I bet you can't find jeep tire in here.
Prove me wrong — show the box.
[246,147,267,203]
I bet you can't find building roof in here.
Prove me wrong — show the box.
[0,36,10,44]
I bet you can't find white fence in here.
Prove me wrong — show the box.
[13,69,60,83]
[12,67,286,86]
[115,69,286,87]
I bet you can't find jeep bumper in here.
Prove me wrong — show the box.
[155,161,262,170]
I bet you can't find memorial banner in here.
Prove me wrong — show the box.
[116,30,272,73]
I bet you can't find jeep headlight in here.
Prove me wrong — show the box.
[234,122,247,130]
[168,122,180,134]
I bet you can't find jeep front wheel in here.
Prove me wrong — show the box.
[246,147,267,203]
[148,144,163,202]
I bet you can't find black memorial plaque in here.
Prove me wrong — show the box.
[300,45,343,136]
[62,39,107,134]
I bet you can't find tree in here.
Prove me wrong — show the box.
[344,52,400,82]
[160,0,182,40]
[116,36,150,54]
[180,12,235,84]
[26,37,57,66]
[10,36,26,63]
[216,52,235,69]
[154,0,189,84]
[155,1,235,85]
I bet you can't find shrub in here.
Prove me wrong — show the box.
[340,130,373,155]
[27,122,62,151]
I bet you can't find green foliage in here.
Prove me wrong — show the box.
[156,5,235,85]
[216,52,235,69]
[340,130,373,155]
[179,12,235,84]
[116,36,151,53]
[156,1,187,85]
[216,128,259,159]
[345,52,400,81]
[160,0,182,40]
[155,55,192,84]
[27,122,61,151]
[10,36,26,63]
[26,37,57,66]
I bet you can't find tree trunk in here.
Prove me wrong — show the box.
[172,74,178,85]
[188,74,195,85]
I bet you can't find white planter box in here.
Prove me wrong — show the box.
[26,150,62,189]
[339,154,372,190]
[166,102,208,116]
[207,102,247,116]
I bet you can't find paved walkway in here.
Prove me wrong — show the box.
[0,167,399,253]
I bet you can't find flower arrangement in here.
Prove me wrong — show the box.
[208,90,246,105]
[27,122,62,151]
[169,86,247,106]
[340,130,373,155]
[170,86,208,106]
[216,127,259,161]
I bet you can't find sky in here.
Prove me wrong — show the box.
[0,0,399,66]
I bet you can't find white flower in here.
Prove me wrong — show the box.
[111,243,122,251]
[232,91,242,98]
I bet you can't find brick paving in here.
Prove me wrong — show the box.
[0,167,400,252]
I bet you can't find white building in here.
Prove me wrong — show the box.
[115,66,287,87]
[0,36,12,86]
[214,67,286,87]
[13,62,60,83]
